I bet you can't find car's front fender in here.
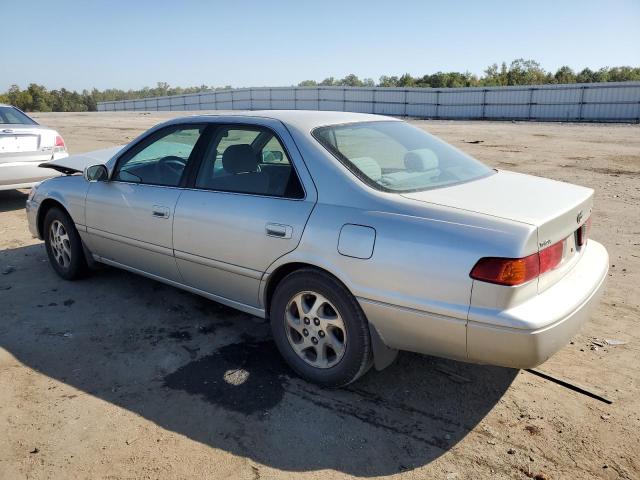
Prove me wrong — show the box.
[29,175,90,237]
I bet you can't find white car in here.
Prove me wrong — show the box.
[0,104,67,191]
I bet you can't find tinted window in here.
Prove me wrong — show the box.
[114,127,203,186]
[0,106,37,125]
[195,126,303,198]
[313,121,493,192]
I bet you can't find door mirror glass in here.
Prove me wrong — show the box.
[261,150,283,163]
[84,164,109,182]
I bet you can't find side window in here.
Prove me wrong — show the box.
[261,136,289,164]
[114,126,203,186]
[195,126,304,198]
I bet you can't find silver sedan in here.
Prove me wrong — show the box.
[26,111,608,386]
[0,104,67,190]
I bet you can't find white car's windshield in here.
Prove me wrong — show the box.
[313,121,494,192]
[0,106,38,125]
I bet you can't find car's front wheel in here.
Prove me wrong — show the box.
[43,207,88,280]
[270,269,372,387]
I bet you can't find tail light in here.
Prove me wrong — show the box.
[54,135,66,151]
[539,241,564,272]
[470,240,565,286]
[577,216,592,247]
[470,253,539,286]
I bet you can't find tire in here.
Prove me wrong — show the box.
[43,207,88,280]
[270,268,372,387]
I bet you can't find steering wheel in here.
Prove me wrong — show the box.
[155,156,187,181]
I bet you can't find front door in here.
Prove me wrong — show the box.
[85,124,207,282]
[173,123,316,308]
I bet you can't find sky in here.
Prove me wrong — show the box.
[2,0,639,92]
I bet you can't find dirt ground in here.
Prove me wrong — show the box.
[1,112,639,480]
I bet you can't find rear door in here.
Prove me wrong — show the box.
[85,124,208,282]
[173,121,316,308]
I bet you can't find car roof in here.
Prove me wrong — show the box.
[182,110,401,131]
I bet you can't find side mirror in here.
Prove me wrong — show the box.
[262,150,284,163]
[84,164,109,182]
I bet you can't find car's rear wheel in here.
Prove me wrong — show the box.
[43,207,87,280]
[270,269,372,387]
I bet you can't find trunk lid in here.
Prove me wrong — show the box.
[401,169,593,253]
[0,126,56,163]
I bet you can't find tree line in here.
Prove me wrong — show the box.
[2,60,638,112]
[298,59,640,88]
[0,82,218,113]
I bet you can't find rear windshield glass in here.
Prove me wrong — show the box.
[0,106,38,125]
[313,121,493,192]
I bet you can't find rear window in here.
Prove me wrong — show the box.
[313,121,493,192]
[0,106,37,125]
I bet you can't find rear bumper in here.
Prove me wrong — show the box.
[0,153,66,189]
[359,240,608,369]
[0,181,45,191]
[466,240,609,368]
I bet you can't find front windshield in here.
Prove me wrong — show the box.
[0,106,38,125]
[313,121,493,192]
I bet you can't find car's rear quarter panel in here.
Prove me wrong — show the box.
[267,197,537,361]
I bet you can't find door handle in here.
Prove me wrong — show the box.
[152,205,170,218]
[266,223,292,239]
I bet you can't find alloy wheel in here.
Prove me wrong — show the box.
[49,219,72,268]
[284,291,347,369]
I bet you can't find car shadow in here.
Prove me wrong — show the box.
[0,243,517,476]
[0,189,28,212]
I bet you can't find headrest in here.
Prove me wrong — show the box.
[404,149,438,172]
[222,144,258,174]
[351,156,382,181]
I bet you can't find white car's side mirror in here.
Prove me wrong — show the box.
[84,164,109,182]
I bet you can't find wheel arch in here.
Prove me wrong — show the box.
[37,198,68,239]
[264,262,352,316]
[263,261,398,371]
[36,197,96,268]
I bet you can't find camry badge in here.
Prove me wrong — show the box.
[576,211,583,224]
